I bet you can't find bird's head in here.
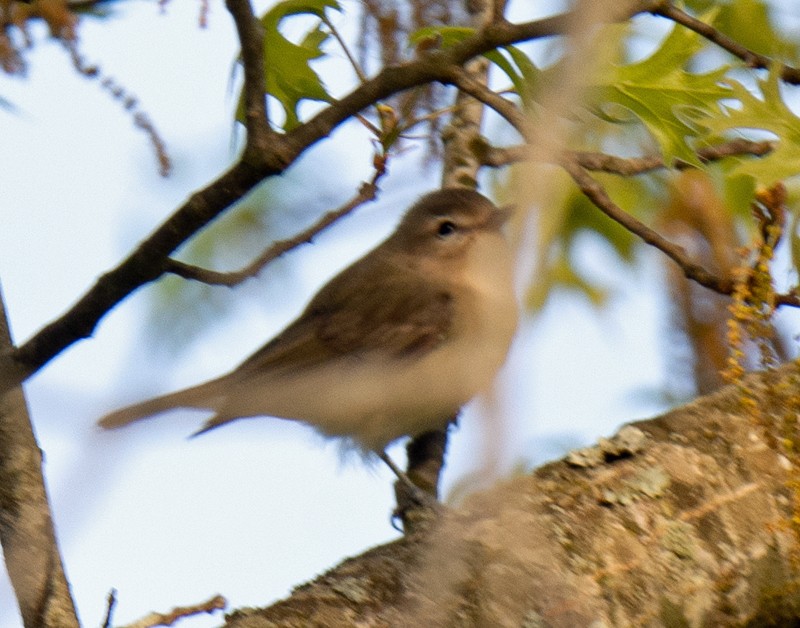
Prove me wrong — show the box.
[390,188,512,262]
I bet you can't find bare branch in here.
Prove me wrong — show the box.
[555,150,800,313]
[322,14,367,84]
[225,0,273,148]
[445,66,529,139]
[119,594,226,628]
[576,140,775,174]
[776,291,800,307]
[561,155,800,308]
[165,166,387,286]
[478,139,775,173]
[651,2,800,85]
[0,286,79,628]
[560,156,734,294]
[696,139,775,165]
[102,589,117,628]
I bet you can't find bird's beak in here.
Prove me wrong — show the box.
[487,204,514,229]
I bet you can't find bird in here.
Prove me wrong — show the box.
[99,188,518,484]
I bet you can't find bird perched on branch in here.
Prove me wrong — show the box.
[99,188,518,486]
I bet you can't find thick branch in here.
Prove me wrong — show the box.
[0,286,79,628]
[221,362,800,626]
[652,1,800,84]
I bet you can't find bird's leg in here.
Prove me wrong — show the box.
[378,450,428,500]
[378,423,453,530]
[377,450,439,517]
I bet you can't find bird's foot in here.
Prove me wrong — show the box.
[378,450,442,532]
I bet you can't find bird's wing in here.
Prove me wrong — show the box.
[236,252,454,376]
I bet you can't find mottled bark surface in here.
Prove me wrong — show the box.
[0,288,79,627]
[222,362,800,627]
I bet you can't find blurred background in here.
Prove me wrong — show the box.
[2,0,800,625]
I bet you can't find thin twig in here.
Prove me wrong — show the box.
[563,152,800,308]
[225,0,272,145]
[119,594,226,628]
[165,166,387,286]
[102,589,117,628]
[322,14,367,83]
[445,66,529,138]
[62,37,171,176]
[576,140,775,174]
[652,2,800,85]
[479,139,774,173]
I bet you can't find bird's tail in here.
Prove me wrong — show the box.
[98,381,222,430]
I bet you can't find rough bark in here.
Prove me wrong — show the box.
[221,361,800,627]
[0,285,79,627]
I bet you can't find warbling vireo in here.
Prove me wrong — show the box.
[99,188,518,482]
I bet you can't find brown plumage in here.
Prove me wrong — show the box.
[99,188,518,455]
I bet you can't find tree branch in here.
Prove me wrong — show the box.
[225,0,274,149]
[0,285,79,628]
[444,66,529,139]
[560,156,800,308]
[651,1,800,84]
[477,139,774,173]
[574,140,775,174]
[119,594,226,628]
[219,362,800,626]
[560,156,734,293]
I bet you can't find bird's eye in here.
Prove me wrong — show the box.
[437,221,457,238]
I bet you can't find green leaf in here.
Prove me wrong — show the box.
[504,44,540,98]
[562,178,640,263]
[409,25,474,48]
[237,0,340,131]
[713,0,800,63]
[409,25,540,107]
[590,23,732,165]
[525,253,610,312]
[722,172,757,218]
[700,67,800,185]
[483,48,540,108]
[508,166,632,313]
